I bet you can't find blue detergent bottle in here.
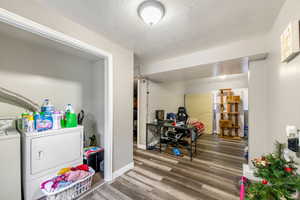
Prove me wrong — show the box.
[35,99,54,132]
[41,98,54,114]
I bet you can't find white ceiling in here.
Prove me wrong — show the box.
[41,0,285,63]
[146,58,248,83]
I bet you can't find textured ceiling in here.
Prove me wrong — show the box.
[40,0,285,64]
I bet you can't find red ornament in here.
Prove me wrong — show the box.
[262,179,268,185]
[284,167,292,173]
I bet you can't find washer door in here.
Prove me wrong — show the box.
[31,130,82,175]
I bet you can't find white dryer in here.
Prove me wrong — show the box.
[21,126,83,200]
[0,119,21,200]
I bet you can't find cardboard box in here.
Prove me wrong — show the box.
[219,120,233,128]
[227,96,240,103]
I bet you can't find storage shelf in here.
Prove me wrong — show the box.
[219,88,240,138]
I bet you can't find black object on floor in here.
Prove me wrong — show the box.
[84,150,104,173]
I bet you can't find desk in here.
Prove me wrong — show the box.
[146,122,198,161]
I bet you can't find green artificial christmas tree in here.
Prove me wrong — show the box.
[246,142,300,200]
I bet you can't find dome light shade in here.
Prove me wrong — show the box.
[138,0,165,26]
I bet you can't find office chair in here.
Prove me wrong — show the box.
[177,107,189,124]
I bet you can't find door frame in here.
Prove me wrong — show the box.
[137,78,149,150]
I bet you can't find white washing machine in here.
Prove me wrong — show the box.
[22,126,84,200]
[0,119,22,200]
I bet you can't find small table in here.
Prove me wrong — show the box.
[146,122,198,161]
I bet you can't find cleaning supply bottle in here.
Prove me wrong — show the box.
[34,112,40,130]
[21,112,29,132]
[52,111,62,130]
[27,113,35,132]
[41,98,54,114]
[38,113,53,132]
[35,111,53,132]
[65,104,77,128]
[65,104,74,113]
[21,112,34,132]
[61,111,66,128]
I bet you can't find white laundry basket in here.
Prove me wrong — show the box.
[41,167,95,200]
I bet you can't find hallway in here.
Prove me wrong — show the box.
[82,135,246,200]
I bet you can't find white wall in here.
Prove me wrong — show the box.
[141,35,267,75]
[0,32,94,117]
[184,74,248,95]
[264,0,300,159]
[248,60,269,161]
[0,1,134,172]
[91,61,105,147]
[138,79,148,148]
[148,81,185,121]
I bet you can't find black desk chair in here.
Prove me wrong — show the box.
[177,107,188,124]
[176,107,190,138]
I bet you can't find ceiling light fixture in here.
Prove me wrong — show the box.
[138,0,165,26]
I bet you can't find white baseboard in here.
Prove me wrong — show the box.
[137,144,146,150]
[112,162,134,179]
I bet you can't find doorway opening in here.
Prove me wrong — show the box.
[137,58,250,164]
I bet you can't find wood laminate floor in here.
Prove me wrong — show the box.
[81,134,246,200]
